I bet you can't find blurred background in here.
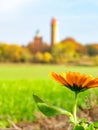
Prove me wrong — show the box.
[0,0,98,65]
[0,0,98,129]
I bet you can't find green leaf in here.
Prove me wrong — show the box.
[86,123,95,130]
[93,122,98,128]
[73,125,85,130]
[37,102,64,116]
[33,95,73,118]
[79,118,87,124]
[33,94,44,103]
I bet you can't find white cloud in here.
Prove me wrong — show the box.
[0,0,97,14]
[0,0,38,14]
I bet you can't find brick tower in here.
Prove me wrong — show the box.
[51,18,58,46]
[32,30,43,53]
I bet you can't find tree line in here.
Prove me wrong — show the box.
[0,38,98,65]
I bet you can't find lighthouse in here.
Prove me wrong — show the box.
[51,18,58,46]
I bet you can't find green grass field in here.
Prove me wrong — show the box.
[0,64,98,127]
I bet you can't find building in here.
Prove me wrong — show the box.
[28,18,58,53]
[28,30,50,53]
[51,18,58,46]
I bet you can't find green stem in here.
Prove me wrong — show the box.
[73,92,78,125]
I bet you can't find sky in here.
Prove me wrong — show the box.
[0,0,98,45]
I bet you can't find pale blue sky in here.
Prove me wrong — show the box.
[0,0,98,45]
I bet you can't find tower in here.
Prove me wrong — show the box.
[34,30,42,43]
[51,18,58,46]
[32,30,43,53]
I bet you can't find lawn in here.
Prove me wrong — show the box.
[0,64,98,127]
[0,64,98,80]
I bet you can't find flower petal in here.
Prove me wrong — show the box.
[51,72,68,86]
[77,74,88,86]
[72,72,80,85]
[61,72,73,86]
[82,76,92,88]
[87,80,98,88]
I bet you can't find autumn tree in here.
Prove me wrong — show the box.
[43,52,53,63]
[86,44,98,56]
[20,47,33,62]
[0,43,33,62]
[33,52,44,63]
[51,41,79,64]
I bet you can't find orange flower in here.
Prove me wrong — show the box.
[51,72,98,92]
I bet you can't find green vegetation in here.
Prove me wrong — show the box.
[1,39,98,65]
[0,64,98,127]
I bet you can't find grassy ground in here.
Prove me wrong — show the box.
[0,64,98,127]
[0,64,98,80]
